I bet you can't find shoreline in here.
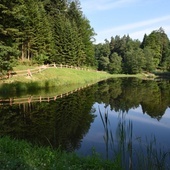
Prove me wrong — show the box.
[0,67,158,97]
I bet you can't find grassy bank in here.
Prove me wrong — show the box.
[1,67,140,84]
[0,68,110,96]
[1,67,112,85]
[0,67,144,96]
[0,136,121,170]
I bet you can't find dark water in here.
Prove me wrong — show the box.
[0,78,170,169]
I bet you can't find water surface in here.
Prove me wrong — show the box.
[0,78,170,169]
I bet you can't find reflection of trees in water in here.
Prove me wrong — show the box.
[0,86,97,152]
[97,78,170,119]
[97,78,170,168]
[0,78,170,152]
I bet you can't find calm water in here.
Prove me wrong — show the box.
[0,78,170,169]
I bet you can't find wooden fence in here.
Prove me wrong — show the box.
[0,63,106,106]
[0,63,103,79]
[0,83,92,107]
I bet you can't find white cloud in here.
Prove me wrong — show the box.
[98,15,170,34]
[81,0,139,11]
[81,0,170,43]
[127,113,170,129]
[129,25,170,40]
[95,15,170,42]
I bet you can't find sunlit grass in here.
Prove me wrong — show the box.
[0,66,147,97]
[0,68,113,96]
[1,67,112,84]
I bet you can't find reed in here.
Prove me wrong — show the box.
[98,107,170,170]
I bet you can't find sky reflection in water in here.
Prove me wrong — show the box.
[76,102,170,159]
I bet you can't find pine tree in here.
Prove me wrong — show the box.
[0,0,22,73]
[15,0,53,62]
[67,1,96,67]
[0,0,97,71]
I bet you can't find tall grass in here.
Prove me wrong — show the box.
[134,136,170,170]
[0,136,121,170]
[98,107,170,170]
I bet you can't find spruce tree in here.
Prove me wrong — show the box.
[0,0,21,73]
[67,1,96,67]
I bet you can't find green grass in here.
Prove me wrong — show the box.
[0,136,122,170]
[1,66,145,84]
[1,67,112,84]
[0,66,148,96]
[0,68,113,96]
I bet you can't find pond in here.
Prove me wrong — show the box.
[0,77,170,169]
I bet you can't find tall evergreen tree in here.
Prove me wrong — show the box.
[67,1,96,67]
[0,0,22,73]
[15,0,53,61]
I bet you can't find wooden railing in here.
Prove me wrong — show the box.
[0,63,107,106]
[0,83,93,106]
[1,63,104,79]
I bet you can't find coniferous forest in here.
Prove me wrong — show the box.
[0,0,96,74]
[0,0,170,75]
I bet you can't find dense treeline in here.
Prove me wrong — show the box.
[95,27,170,74]
[0,0,96,74]
[0,0,170,75]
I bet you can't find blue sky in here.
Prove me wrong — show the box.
[80,0,170,43]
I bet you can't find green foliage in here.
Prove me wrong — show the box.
[0,136,120,170]
[161,46,170,71]
[95,28,170,74]
[141,27,170,69]
[0,0,21,73]
[33,54,49,65]
[95,40,110,71]
[108,52,122,74]
[143,47,156,72]
[0,67,113,95]
[1,0,170,75]
[0,0,96,72]
[98,56,109,71]
[124,48,145,74]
